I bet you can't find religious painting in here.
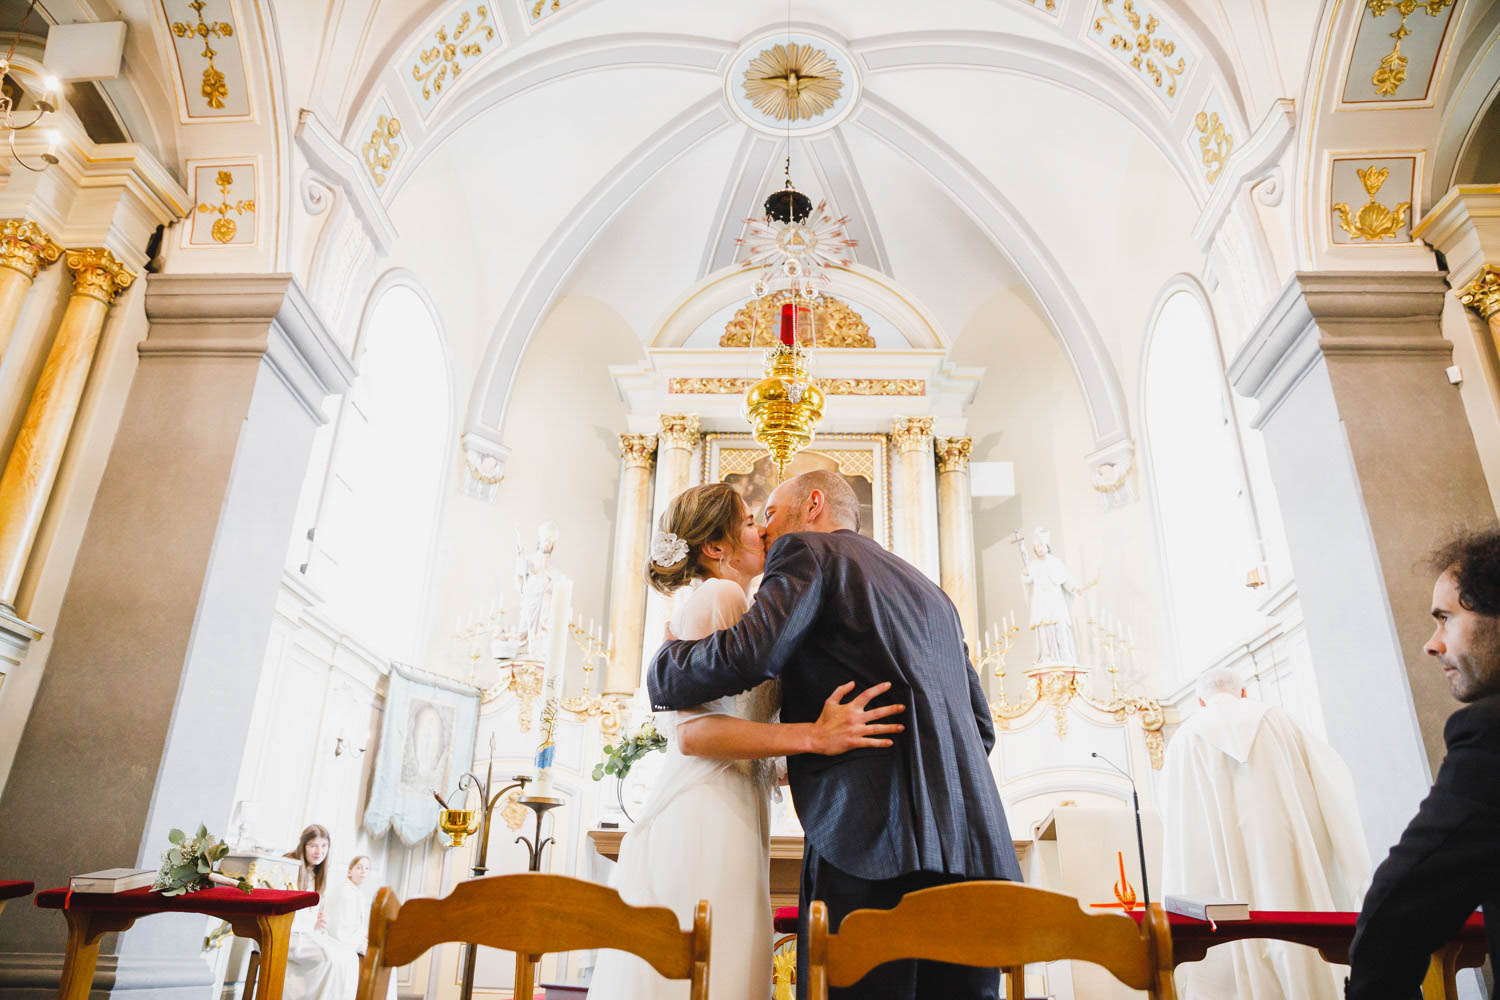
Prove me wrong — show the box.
[702,433,890,549]
[398,699,454,797]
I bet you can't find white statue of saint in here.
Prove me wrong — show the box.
[1015,527,1080,665]
[514,521,560,658]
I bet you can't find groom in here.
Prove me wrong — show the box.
[649,469,1021,999]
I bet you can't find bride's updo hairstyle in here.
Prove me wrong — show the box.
[647,483,748,596]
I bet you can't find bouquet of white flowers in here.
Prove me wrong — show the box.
[151,824,252,896]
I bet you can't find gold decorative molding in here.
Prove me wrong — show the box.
[362,115,402,187]
[669,377,924,397]
[412,5,496,103]
[195,169,256,244]
[1022,0,1058,9]
[1458,265,1500,321]
[1367,0,1454,97]
[619,433,657,470]
[935,436,972,473]
[658,413,701,451]
[1093,0,1186,99]
[0,220,61,280]
[890,416,934,455]
[1332,166,1411,241]
[743,42,843,122]
[1193,111,1233,184]
[65,248,136,305]
[991,676,1165,769]
[170,0,234,110]
[722,291,873,348]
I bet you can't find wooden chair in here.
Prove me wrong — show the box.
[807,881,1177,1000]
[355,873,710,1000]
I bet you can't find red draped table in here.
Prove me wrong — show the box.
[0,880,34,917]
[35,885,319,1000]
[1130,908,1488,1000]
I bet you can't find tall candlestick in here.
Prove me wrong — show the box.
[530,578,572,799]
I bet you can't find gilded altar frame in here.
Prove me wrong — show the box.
[701,432,892,550]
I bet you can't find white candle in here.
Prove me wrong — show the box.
[531,578,572,799]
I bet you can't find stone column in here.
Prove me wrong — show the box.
[1228,271,1495,857]
[891,417,939,581]
[636,414,702,686]
[0,219,61,362]
[0,274,351,997]
[935,436,980,661]
[0,249,134,612]
[605,433,657,695]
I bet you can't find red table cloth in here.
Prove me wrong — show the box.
[0,881,34,902]
[35,885,319,916]
[774,905,798,934]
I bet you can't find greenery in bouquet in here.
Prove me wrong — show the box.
[151,824,252,896]
[592,716,668,782]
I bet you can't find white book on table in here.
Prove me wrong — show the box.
[1164,894,1250,922]
[69,868,155,893]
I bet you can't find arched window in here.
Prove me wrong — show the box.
[306,283,451,661]
[1143,286,1265,675]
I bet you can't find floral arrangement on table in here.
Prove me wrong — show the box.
[592,716,668,782]
[151,824,253,896]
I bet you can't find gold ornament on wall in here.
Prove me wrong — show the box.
[65,248,136,304]
[362,115,402,186]
[1458,265,1500,321]
[1093,0,1186,98]
[0,219,61,279]
[171,0,234,110]
[935,436,972,473]
[1193,111,1233,184]
[196,169,255,244]
[1367,0,1454,97]
[889,416,935,454]
[721,291,873,348]
[619,433,657,470]
[743,43,843,122]
[669,377,924,397]
[1332,166,1411,241]
[412,5,495,103]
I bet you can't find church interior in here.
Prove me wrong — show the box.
[0,0,1498,997]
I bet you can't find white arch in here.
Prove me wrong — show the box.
[851,93,1130,448]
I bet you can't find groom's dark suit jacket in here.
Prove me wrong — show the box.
[648,528,1021,884]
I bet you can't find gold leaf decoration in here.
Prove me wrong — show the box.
[1366,0,1453,97]
[1331,165,1411,241]
[670,378,924,397]
[721,291,872,348]
[743,43,843,122]
[363,115,402,186]
[196,169,256,244]
[1193,110,1234,184]
[411,6,495,103]
[171,0,235,110]
[1093,0,1186,98]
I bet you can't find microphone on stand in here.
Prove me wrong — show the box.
[1092,751,1151,910]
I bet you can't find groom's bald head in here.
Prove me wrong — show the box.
[763,470,860,544]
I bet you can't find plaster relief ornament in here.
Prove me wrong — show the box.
[743,42,843,122]
[1332,166,1411,241]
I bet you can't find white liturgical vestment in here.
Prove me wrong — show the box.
[1161,694,1371,1000]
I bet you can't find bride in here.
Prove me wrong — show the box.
[588,483,906,1000]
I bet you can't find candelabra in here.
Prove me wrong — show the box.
[0,2,60,173]
[975,616,1021,708]
[1091,616,1137,701]
[559,621,622,736]
[454,609,507,685]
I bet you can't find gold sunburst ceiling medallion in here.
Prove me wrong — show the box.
[743,43,843,122]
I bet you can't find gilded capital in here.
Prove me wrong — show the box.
[1458,265,1500,321]
[0,219,62,279]
[619,433,657,470]
[890,416,934,455]
[658,413,701,451]
[935,436,973,473]
[65,248,136,304]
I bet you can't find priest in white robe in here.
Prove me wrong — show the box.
[1160,667,1371,1000]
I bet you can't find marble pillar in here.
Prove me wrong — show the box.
[0,274,351,998]
[891,417,939,581]
[1228,271,1495,857]
[605,433,657,695]
[0,220,61,363]
[636,414,701,687]
[0,249,134,612]
[935,436,980,661]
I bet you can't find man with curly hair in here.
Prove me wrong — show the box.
[1347,527,1500,998]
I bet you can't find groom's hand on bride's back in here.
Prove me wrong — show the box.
[810,681,906,755]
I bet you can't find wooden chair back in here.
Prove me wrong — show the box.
[356,873,710,1000]
[807,881,1176,1000]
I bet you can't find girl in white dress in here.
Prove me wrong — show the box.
[282,825,360,1000]
[588,484,906,1000]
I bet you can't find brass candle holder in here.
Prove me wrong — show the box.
[559,622,622,736]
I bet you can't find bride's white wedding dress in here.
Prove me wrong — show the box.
[589,577,778,1000]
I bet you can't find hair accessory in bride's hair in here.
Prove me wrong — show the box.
[650,530,690,568]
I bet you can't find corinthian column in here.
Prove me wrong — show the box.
[0,219,61,363]
[657,413,701,497]
[605,433,657,695]
[890,417,939,581]
[0,248,134,610]
[935,436,979,660]
[1458,264,1499,355]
